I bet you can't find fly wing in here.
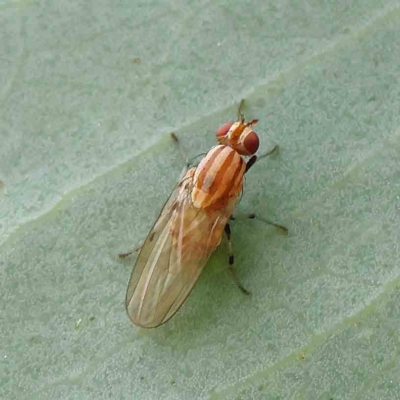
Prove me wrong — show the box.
[126,168,238,328]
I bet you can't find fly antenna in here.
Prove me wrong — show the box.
[237,99,245,121]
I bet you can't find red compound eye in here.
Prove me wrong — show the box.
[243,131,259,155]
[216,121,233,138]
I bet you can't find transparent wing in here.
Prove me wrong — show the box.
[126,168,239,328]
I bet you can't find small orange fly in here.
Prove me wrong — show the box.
[121,100,286,328]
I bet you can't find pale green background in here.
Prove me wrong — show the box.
[2,1,400,399]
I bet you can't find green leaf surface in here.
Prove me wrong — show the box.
[2,1,400,399]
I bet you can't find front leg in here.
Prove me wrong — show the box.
[245,145,279,173]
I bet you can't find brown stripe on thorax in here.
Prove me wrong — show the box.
[192,145,245,209]
[206,147,241,195]
[194,145,225,190]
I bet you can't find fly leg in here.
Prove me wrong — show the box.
[230,213,288,235]
[224,223,251,295]
[119,230,157,258]
[245,144,279,173]
[119,134,186,260]
[118,245,141,259]
[239,97,278,171]
[242,143,287,233]
[246,213,288,235]
[171,133,190,170]
[172,132,210,171]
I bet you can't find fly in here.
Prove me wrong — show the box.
[121,100,287,328]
